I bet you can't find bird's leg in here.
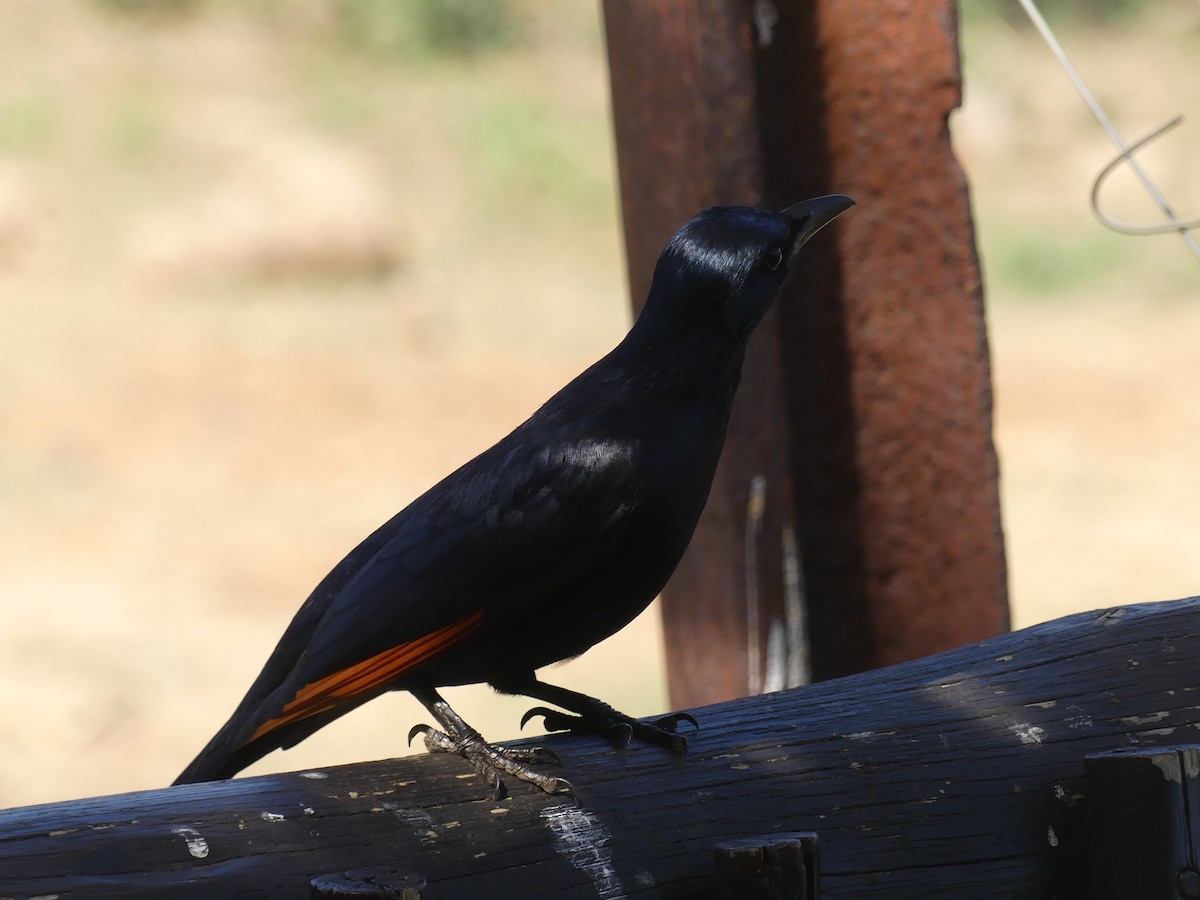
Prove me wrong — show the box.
[407,686,573,801]
[495,675,699,754]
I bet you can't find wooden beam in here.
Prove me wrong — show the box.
[3,597,1199,898]
[1085,747,1200,899]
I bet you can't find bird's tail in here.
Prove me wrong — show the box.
[172,684,383,785]
[173,710,265,785]
[172,660,303,784]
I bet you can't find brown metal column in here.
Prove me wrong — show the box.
[602,0,1008,708]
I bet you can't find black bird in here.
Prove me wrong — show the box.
[174,195,854,798]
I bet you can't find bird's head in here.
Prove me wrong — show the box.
[640,194,854,345]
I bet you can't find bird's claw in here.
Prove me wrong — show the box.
[546,776,577,802]
[655,712,700,734]
[407,723,432,746]
[525,706,622,742]
[411,720,568,800]
[643,711,698,752]
[487,764,575,801]
[474,751,567,801]
[611,722,634,746]
[520,706,566,732]
[522,704,634,746]
[489,772,507,802]
[531,746,563,766]
[495,744,562,766]
[520,703,695,750]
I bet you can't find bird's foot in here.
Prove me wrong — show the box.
[407,723,573,802]
[521,704,699,754]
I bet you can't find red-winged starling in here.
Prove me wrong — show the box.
[174,195,855,799]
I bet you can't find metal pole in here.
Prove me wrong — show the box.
[602,0,1008,706]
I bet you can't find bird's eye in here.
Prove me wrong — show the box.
[764,246,784,271]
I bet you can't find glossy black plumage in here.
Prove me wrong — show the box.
[175,196,853,795]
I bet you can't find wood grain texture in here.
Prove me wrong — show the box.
[3,598,1198,898]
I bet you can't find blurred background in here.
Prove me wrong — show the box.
[0,0,1195,807]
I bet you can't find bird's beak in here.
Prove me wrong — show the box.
[781,194,856,250]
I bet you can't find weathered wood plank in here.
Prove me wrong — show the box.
[1085,747,1200,899]
[2,598,1199,898]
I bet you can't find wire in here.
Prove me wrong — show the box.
[1016,0,1200,261]
[1091,117,1200,236]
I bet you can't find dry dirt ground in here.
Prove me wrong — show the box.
[0,3,1197,808]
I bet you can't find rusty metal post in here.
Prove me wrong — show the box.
[602,1,1008,707]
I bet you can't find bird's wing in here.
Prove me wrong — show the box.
[272,421,642,706]
[186,416,645,775]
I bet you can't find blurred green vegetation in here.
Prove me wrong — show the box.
[332,0,513,58]
[109,93,163,159]
[76,0,1195,302]
[0,91,56,154]
[466,97,613,220]
[94,0,1155,34]
[95,0,199,13]
[981,227,1137,297]
[959,0,1195,301]
[94,0,517,57]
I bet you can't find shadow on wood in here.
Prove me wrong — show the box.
[2,598,1198,898]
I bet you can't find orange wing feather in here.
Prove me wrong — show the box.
[249,610,484,742]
